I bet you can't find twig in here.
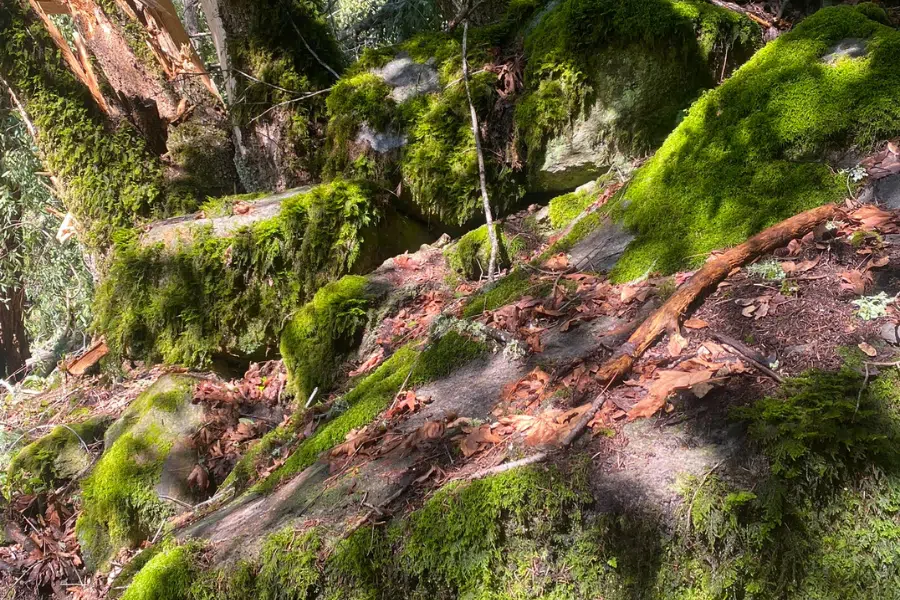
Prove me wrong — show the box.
[855,362,869,417]
[285,12,341,80]
[231,68,299,94]
[158,495,194,509]
[710,332,784,383]
[249,87,332,124]
[462,21,499,282]
[305,387,320,409]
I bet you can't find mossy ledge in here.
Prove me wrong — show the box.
[76,375,199,571]
[608,4,900,281]
[445,223,525,281]
[5,416,110,496]
[94,180,429,367]
[127,367,900,598]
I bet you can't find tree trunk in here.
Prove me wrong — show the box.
[198,0,342,191]
[0,287,29,382]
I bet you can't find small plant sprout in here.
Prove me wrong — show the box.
[746,259,786,281]
[852,292,894,321]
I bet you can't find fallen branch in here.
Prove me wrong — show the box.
[595,204,839,384]
[710,332,784,383]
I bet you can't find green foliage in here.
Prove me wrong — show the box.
[280,275,377,399]
[5,417,109,496]
[548,188,594,229]
[611,5,900,280]
[255,332,486,494]
[0,109,93,348]
[517,0,761,178]
[852,291,893,320]
[445,224,524,280]
[325,30,522,226]
[94,181,383,367]
[0,3,197,246]
[166,119,239,200]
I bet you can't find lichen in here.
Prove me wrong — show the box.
[5,417,109,496]
[94,180,389,367]
[609,4,900,281]
[445,224,524,280]
[280,275,378,400]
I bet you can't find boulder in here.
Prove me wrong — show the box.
[76,375,204,571]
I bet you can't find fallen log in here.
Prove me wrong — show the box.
[65,338,109,377]
[595,203,840,384]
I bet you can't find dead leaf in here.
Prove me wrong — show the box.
[840,270,873,294]
[349,347,384,377]
[684,318,708,329]
[741,304,757,317]
[628,369,716,420]
[889,140,899,155]
[460,424,502,457]
[871,255,890,268]
[858,342,878,357]
[852,205,896,231]
[187,464,209,491]
[544,253,570,271]
[667,331,688,357]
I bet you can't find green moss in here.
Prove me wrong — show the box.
[548,188,595,229]
[76,376,195,571]
[120,541,204,600]
[326,31,521,227]
[611,5,900,280]
[445,224,524,280]
[517,0,761,183]
[256,528,321,598]
[255,332,486,494]
[460,268,553,318]
[167,120,239,200]
[220,412,304,494]
[0,3,201,246]
[280,275,377,400]
[93,180,395,367]
[5,417,109,495]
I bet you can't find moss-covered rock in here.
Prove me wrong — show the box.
[76,375,201,571]
[5,417,110,496]
[93,180,431,367]
[518,0,761,192]
[280,275,387,400]
[324,29,525,227]
[609,4,900,281]
[444,223,525,280]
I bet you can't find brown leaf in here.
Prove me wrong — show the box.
[871,255,890,268]
[187,464,209,491]
[628,369,716,420]
[460,424,502,456]
[858,342,878,357]
[889,140,900,155]
[349,347,384,377]
[840,270,873,294]
[684,318,708,330]
[544,253,570,271]
[852,205,896,231]
[741,304,757,317]
[667,331,688,357]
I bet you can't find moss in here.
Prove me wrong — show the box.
[93,180,397,367]
[460,268,553,318]
[0,2,201,247]
[445,224,525,280]
[220,412,303,494]
[548,188,595,229]
[280,275,377,400]
[76,376,195,571]
[120,541,204,600]
[610,5,900,281]
[167,119,239,200]
[255,332,487,494]
[255,527,321,598]
[517,0,761,184]
[325,30,522,227]
[5,417,109,495]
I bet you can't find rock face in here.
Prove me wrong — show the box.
[374,54,440,104]
[76,375,204,571]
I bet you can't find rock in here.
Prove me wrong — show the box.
[355,123,406,153]
[875,173,900,209]
[880,322,900,345]
[374,54,440,103]
[567,218,635,274]
[77,375,205,571]
[821,38,868,64]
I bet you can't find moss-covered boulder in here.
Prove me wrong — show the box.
[76,375,202,571]
[324,29,525,228]
[607,4,900,281]
[5,417,110,496]
[94,180,432,367]
[445,223,524,280]
[518,0,762,192]
[281,275,390,400]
